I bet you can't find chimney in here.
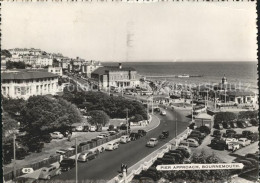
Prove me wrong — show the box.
[119,63,122,69]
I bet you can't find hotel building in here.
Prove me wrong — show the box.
[1,70,59,99]
[91,63,139,90]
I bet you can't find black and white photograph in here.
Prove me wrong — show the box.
[1,1,258,183]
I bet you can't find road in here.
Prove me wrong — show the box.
[50,107,190,182]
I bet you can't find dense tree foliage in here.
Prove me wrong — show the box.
[87,110,110,126]
[1,50,12,57]
[20,96,82,134]
[214,112,237,125]
[2,112,19,142]
[129,114,144,122]
[238,110,258,119]
[162,152,231,183]
[62,88,148,120]
[6,61,31,69]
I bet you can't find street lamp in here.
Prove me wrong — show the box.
[13,122,20,180]
[125,108,129,134]
[75,138,78,183]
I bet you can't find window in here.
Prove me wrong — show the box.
[2,87,6,95]
[36,85,39,93]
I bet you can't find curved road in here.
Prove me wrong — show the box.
[50,107,190,182]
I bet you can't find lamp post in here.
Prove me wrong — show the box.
[125,108,129,134]
[191,92,194,122]
[13,122,20,180]
[75,138,78,183]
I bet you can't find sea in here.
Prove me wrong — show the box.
[103,62,258,92]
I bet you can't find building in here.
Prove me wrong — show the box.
[1,70,59,99]
[91,63,139,90]
[81,60,102,77]
[35,55,53,67]
[48,66,63,76]
[9,48,30,55]
[1,55,7,70]
[220,90,257,104]
[194,112,214,129]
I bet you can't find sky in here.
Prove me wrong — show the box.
[2,1,257,62]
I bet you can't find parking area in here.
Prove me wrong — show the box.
[193,126,258,163]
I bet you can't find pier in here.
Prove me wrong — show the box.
[140,74,203,78]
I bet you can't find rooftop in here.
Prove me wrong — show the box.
[92,66,136,75]
[1,70,58,80]
[225,90,255,97]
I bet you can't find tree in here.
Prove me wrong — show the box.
[214,112,237,125]
[87,110,110,126]
[130,114,144,122]
[2,112,19,143]
[53,58,60,67]
[6,61,26,69]
[20,96,82,134]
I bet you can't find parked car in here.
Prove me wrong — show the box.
[224,138,238,145]
[249,118,258,126]
[168,150,185,159]
[96,134,105,139]
[233,134,244,139]
[237,138,251,147]
[159,130,169,139]
[213,130,222,138]
[60,159,76,171]
[226,129,236,135]
[79,141,92,147]
[129,132,141,141]
[230,121,238,128]
[105,142,119,151]
[120,124,129,130]
[108,125,118,132]
[38,165,61,179]
[138,129,147,137]
[164,152,184,163]
[176,147,190,158]
[78,151,97,162]
[13,177,38,183]
[89,126,97,132]
[237,121,247,128]
[161,111,167,116]
[198,126,210,135]
[245,158,258,166]
[120,135,131,144]
[82,125,89,132]
[108,131,117,136]
[96,124,102,132]
[146,138,158,147]
[181,138,199,147]
[222,122,231,129]
[75,126,84,132]
[211,138,226,150]
[245,153,258,161]
[50,132,64,139]
[56,149,69,156]
[248,133,259,143]
[187,134,202,144]
[242,130,254,138]
[214,123,223,130]
[244,120,252,127]
[227,142,241,152]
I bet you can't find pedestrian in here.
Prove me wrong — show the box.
[68,133,72,142]
[124,164,128,173]
[121,163,124,173]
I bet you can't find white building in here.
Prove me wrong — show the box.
[36,55,53,67]
[81,60,102,77]
[9,48,30,55]
[1,70,59,99]
[48,66,63,76]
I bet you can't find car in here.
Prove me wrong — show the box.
[164,152,184,163]
[129,132,141,141]
[245,153,258,161]
[75,126,84,131]
[237,121,247,128]
[237,138,251,147]
[108,125,116,131]
[138,129,147,137]
[176,147,190,158]
[89,126,97,132]
[56,149,69,156]
[159,130,169,139]
[120,124,130,131]
[224,138,238,144]
[96,135,105,139]
[105,142,119,150]
[177,145,191,154]
[213,130,222,138]
[248,133,259,143]
[181,138,199,147]
[60,159,76,171]
[249,118,258,126]
[187,135,202,144]
[79,141,92,147]
[242,130,254,138]
[233,134,244,139]
[120,135,131,144]
[214,123,223,130]
[210,138,226,150]
[191,130,206,138]
[50,132,64,139]
[100,133,109,138]
[223,122,231,129]
[13,177,38,183]
[168,150,185,159]
[133,167,161,182]
[77,151,97,162]
[161,111,167,115]
[230,122,238,128]
[227,142,240,152]
[198,126,211,135]
[82,125,89,132]
[226,129,236,135]
[146,138,158,147]
[108,131,117,135]
[38,165,61,179]
[244,120,252,127]
[245,158,258,166]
